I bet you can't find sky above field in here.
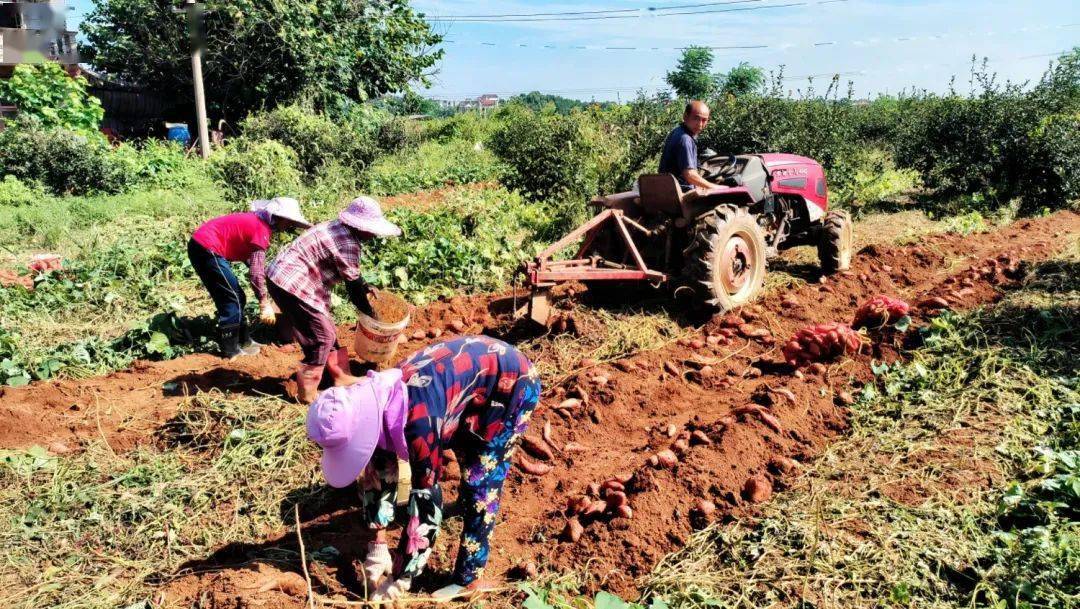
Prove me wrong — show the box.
[65,0,1078,101]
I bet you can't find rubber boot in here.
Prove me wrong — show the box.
[296,363,325,404]
[238,322,262,356]
[219,325,244,359]
[325,347,362,387]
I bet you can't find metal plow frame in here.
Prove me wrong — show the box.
[522,208,668,325]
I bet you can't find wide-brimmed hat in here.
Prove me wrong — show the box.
[306,383,384,488]
[338,196,401,238]
[250,197,312,228]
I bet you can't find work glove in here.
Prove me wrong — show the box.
[371,577,411,602]
[259,301,277,326]
[362,542,393,590]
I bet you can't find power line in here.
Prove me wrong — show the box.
[423,0,837,23]
[420,0,765,20]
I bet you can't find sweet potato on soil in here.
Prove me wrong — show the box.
[605,491,628,509]
[563,517,584,542]
[738,324,770,339]
[655,449,678,468]
[601,480,625,493]
[563,442,588,453]
[743,476,773,503]
[520,436,554,461]
[690,430,712,446]
[615,505,633,519]
[411,330,427,340]
[919,296,951,309]
[852,295,910,329]
[768,456,798,475]
[693,499,716,517]
[558,398,582,409]
[515,456,553,476]
[782,322,862,367]
[449,319,466,332]
[255,572,307,596]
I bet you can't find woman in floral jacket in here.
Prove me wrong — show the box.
[305,335,540,602]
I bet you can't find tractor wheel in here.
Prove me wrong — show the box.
[818,209,853,274]
[684,205,767,312]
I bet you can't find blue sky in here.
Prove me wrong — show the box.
[67,0,1078,101]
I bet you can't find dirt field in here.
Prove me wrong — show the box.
[2,211,1077,607]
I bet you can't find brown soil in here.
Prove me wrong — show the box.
[3,211,1078,606]
[366,289,410,323]
[381,182,497,212]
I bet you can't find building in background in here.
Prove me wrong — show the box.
[0,1,78,78]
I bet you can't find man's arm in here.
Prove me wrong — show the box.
[681,168,716,190]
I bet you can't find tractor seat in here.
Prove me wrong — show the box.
[637,173,689,216]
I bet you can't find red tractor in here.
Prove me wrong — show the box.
[521,152,853,324]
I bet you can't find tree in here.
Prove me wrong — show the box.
[0,63,104,132]
[718,62,765,97]
[509,91,598,115]
[79,0,443,120]
[666,47,717,100]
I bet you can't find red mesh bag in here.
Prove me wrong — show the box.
[782,322,862,367]
[852,295,910,329]
[29,254,63,273]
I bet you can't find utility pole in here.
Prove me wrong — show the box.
[175,0,210,159]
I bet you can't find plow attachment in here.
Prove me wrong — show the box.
[521,208,668,325]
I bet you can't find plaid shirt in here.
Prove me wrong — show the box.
[268,220,362,314]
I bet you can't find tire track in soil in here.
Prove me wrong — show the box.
[2,212,1077,606]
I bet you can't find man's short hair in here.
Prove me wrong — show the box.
[684,102,695,117]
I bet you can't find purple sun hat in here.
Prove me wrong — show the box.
[338,196,401,238]
[306,384,383,488]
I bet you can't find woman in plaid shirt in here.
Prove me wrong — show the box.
[268,197,401,403]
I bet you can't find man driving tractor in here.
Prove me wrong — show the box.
[658,100,715,191]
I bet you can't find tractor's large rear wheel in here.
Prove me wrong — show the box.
[684,205,767,312]
[818,209,853,274]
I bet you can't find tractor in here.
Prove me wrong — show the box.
[521,152,853,325]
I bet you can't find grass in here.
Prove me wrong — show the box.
[359,139,503,197]
[0,393,321,609]
[637,253,1079,609]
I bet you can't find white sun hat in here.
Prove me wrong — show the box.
[250,197,312,228]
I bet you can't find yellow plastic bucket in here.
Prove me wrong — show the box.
[354,310,411,365]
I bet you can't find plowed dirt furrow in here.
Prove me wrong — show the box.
[3,212,1077,606]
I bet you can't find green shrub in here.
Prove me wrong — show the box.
[241,104,378,177]
[0,176,48,207]
[360,139,502,196]
[1022,112,1080,212]
[831,148,921,210]
[360,187,557,302]
[488,107,598,203]
[0,62,104,132]
[422,112,496,144]
[208,137,303,202]
[0,116,132,195]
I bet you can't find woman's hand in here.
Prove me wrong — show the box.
[259,301,277,325]
[362,542,392,590]
[372,577,411,602]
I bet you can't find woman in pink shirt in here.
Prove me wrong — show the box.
[188,197,311,358]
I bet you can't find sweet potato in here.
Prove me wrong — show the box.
[852,295,910,329]
[562,517,584,542]
[558,398,582,409]
[605,491,628,509]
[411,330,427,340]
[655,449,678,468]
[690,338,706,350]
[256,572,307,596]
[743,476,773,503]
[449,319,466,333]
[663,361,681,376]
[738,324,770,339]
[694,499,716,517]
[706,335,722,346]
[613,360,637,372]
[542,421,555,446]
[515,456,553,476]
[587,482,601,497]
[583,500,607,517]
[613,472,635,484]
[720,314,742,328]
[563,442,588,453]
[615,505,633,519]
[690,430,712,446]
[664,423,678,438]
[428,328,443,339]
[768,456,798,475]
[836,390,855,405]
[601,480,625,493]
[919,296,950,310]
[672,438,690,455]
[520,436,554,461]
[771,387,796,404]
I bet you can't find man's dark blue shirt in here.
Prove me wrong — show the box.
[658,123,697,189]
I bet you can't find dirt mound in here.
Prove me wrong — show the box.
[3,211,1078,606]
